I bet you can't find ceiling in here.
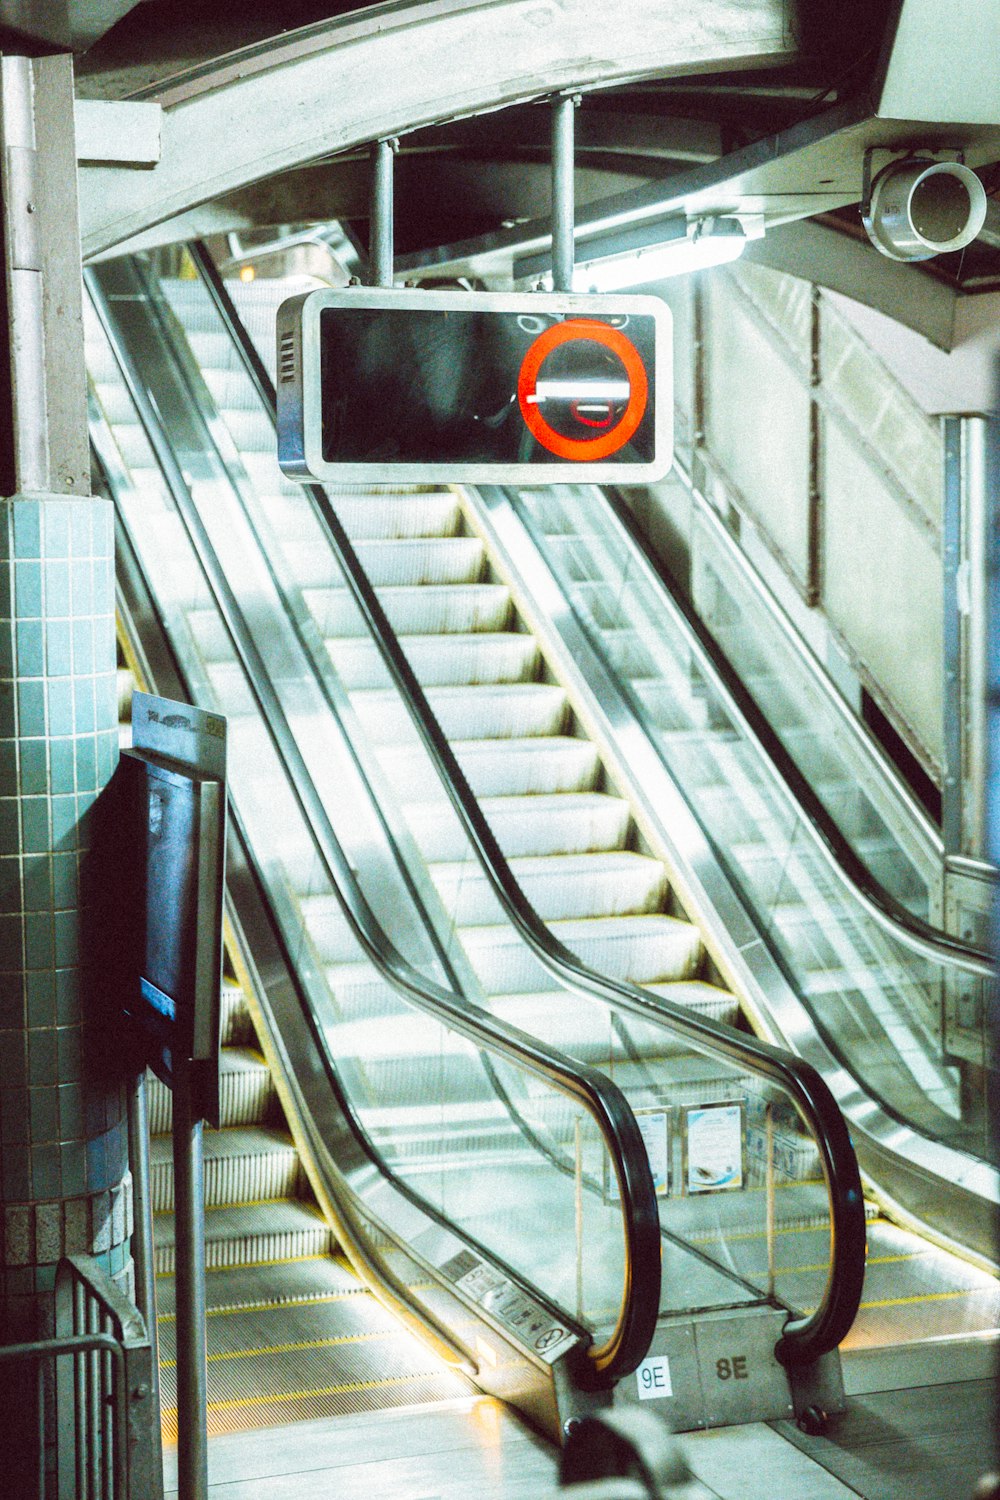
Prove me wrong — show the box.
[7,0,999,338]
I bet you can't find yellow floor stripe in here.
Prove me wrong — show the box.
[161,1331,390,1369]
[859,1288,983,1310]
[162,1371,437,1418]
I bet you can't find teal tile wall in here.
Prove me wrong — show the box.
[0,496,129,1303]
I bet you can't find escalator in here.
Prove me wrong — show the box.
[85,252,868,1447]
[172,251,997,1283]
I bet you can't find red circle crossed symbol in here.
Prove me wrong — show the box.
[517,318,648,461]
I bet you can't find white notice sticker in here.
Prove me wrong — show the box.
[636,1109,669,1195]
[635,1354,673,1401]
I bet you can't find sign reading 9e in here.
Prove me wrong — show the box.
[276,288,672,484]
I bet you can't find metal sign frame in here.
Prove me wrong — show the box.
[276,286,673,484]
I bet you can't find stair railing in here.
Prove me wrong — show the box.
[0,1255,161,1500]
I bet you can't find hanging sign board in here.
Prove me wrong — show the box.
[276,287,672,484]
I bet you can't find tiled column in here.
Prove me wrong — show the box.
[0,52,132,1495]
[0,497,131,1326]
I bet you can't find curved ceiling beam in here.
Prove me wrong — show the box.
[79,0,799,260]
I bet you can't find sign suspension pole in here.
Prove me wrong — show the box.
[550,93,580,293]
[369,137,399,289]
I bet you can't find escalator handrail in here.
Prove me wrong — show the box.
[87,257,661,1387]
[189,242,868,1368]
[612,471,994,975]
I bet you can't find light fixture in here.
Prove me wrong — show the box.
[862,156,987,262]
[570,216,748,292]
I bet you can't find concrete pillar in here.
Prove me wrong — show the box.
[0,51,131,1494]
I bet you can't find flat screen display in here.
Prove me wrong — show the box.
[320,306,658,466]
[277,288,672,484]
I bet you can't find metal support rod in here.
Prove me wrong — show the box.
[574,1118,584,1322]
[765,1103,776,1301]
[173,1066,209,1500]
[369,138,398,289]
[551,94,578,292]
[128,1071,164,1494]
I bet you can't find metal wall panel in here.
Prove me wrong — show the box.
[821,418,943,770]
[703,272,811,586]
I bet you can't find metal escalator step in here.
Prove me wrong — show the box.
[324,961,406,1022]
[160,1360,470,1443]
[644,979,741,1027]
[147,1048,274,1134]
[326,631,539,690]
[220,981,255,1046]
[354,682,568,744]
[483,981,739,1054]
[158,1275,414,1364]
[153,1198,333,1275]
[303,583,511,637]
[184,327,242,370]
[149,1126,301,1212]
[282,536,485,591]
[116,667,133,720]
[460,914,703,995]
[297,895,361,965]
[378,735,599,802]
[429,851,669,925]
[155,1254,361,1319]
[260,489,463,542]
[408,792,632,862]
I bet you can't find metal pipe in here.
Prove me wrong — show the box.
[550,95,577,292]
[369,138,397,289]
[173,1067,209,1500]
[127,1071,163,1486]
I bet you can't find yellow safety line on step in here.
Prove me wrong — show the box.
[157,1252,332,1279]
[160,1330,390,1368]
[161,1371,442,1418]
[158,1290,361,1324]
[154,1196,328,1218]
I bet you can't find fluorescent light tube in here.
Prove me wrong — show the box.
[572,217,747,292]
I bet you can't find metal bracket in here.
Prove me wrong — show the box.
[860,144,968,218]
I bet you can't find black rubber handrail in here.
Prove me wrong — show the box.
[190,241,868,1367]
[88,255,661,1387]
[601,482,994,975]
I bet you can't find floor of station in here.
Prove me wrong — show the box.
[164,1374,997,1500]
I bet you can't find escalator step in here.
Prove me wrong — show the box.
[282,536,486,591]
[149,1126,301,1212]
[303,582,512,637]
[327,630,539,690]
[429,851,669,925]
[153,1197,333,1275]
[378,734,599,800]
[354,682,568,744]
[147,1048,275,1134]
[460,914,703,994]
[407,791,632,862]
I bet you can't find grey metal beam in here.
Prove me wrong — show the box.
[393,95,1000,286]
[78,0,799,260]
